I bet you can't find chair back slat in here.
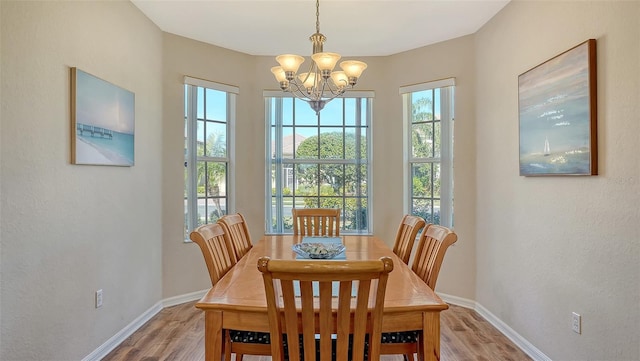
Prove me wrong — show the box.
[392,215,426,264]
[411,224,458,290]
[292,208,341,236]
[218,213,253,262]
[189,223,236,286]
[258,257,393,361]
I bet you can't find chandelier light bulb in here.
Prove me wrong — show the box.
[340,60,368,80]
[270,66,287,83]
[311,52,341,72]
[276,54,305,74]
[330,71,348,89]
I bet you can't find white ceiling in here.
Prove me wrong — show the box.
[132,0,510,57]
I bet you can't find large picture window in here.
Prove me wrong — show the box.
[184,77,237,240]
[402,79,455,226]
[266,94,373,234]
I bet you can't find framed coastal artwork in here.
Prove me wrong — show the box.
[518,39,597,176]
[71,67,135,166]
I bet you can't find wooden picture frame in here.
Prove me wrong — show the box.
[71,67,135,166]
[518,39,597,176]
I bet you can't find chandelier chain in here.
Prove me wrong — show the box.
[315,0,320,34]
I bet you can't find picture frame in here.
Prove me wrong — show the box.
[518,39,597,176]
[70,67,135,166]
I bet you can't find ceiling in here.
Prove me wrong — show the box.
[132,0,510,57]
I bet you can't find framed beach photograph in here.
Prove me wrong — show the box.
[518,39,597,176]
[71,67,135,166]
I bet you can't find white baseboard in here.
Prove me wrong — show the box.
[162,289,208,308]
[439,292,551,361]
[82,289,208,361]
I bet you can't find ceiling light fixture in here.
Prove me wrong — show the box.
[270,0,367,114]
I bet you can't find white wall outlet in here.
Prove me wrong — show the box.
[572,312,581,334]
[96,289,103,308]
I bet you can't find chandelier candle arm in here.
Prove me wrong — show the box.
[270,0,367,114]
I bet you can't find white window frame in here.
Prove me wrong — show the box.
[401,78,455,227]
[184,76,238,241]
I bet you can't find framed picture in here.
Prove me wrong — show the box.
[71,67,135,166]
[518,39,597,176]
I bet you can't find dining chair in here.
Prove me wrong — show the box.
[292,208,341,236]
[392,215,427,264]
[218,212,253,263]
[380,224,458,361]
[258,256,394,361]
[190,223,271,361]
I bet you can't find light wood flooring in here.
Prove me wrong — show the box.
[103,301,532,361]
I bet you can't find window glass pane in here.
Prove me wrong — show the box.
[412,90,433,122]
[295,131,319,159]
[320,164,343,196]
[344,128,367,160]
[295,99,317,125]
[295,164,318,195]
[205,121,227,157]
[320,99,343,126]
[412,123,434,158]
[434,88,441,121]
[197,87,205,119]
[434,121,441,158]
[319,128,344,159]
[196,120,205,153]
[282,98,294,126]
[412,164,432,197]
[205,88,226,121]
[343,197,367,230]
[344,98,357,126]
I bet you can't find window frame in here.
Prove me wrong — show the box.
[184,76,238,241]
[402,78,455,227]
[264,92,374,235]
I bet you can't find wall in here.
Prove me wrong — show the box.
[161,34,262,297]
[475,1,639,359]
[0,1,163,360]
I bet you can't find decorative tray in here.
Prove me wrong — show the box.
[292,242,346,259]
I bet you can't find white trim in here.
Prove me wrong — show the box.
[263,89,375,98]
[162,289,208,308]
[184,76,239,94]
[439,292,552,361]
[399,77,456,94]
[81,301,163,361]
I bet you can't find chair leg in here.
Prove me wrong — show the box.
[223,330,232,361]
[236,354,244,361]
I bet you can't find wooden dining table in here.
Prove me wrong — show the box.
[195,234,449,361]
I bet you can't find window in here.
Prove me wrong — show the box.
[184,77,237,240]
[266,94,373,234]
[402,79,455,226]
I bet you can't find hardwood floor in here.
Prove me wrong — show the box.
[103,301,532,361]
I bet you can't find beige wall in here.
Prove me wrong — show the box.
[475,1,639,359]
[0,1,163,360]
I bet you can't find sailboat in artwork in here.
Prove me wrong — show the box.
[543,136,551,156]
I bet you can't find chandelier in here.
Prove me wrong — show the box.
[270,0,367,114]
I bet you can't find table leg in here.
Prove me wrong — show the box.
[422,311,441,361]
[204,311,224,361]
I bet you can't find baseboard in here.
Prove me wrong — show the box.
[162,289,208,308]
[82,289,207,361]
[81,301,163,361]
[439,292,551,361]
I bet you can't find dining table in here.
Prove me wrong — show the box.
[195,234,449,361]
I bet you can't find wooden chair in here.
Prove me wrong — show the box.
[258,256,394,361]
[392,215,426,264]
[380,224,458,361]
[218,213,253,262]
[190,223,271,361]
[292,208,341,236]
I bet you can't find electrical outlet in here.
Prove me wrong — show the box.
[96,289,103,308]
[572,312,581,334]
